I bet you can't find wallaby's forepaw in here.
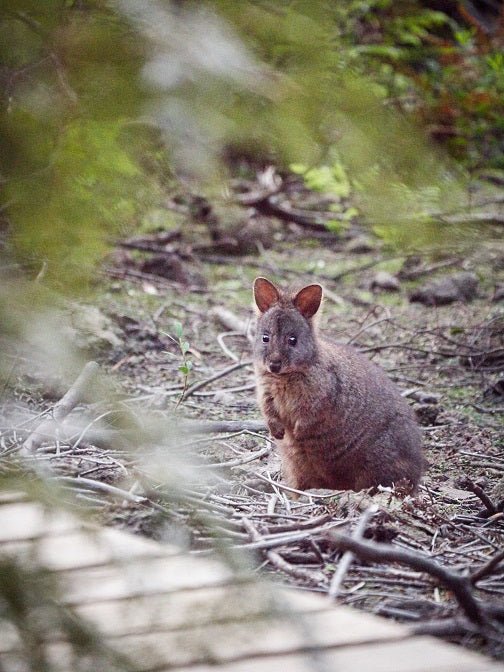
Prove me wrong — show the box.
[268,420,285,440]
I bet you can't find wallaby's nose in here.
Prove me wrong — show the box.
[269,361,282,374]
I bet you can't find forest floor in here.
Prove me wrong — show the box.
[2,171,504,660]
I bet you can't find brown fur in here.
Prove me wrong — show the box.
[253,277,424,492]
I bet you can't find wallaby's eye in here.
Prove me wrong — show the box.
[288,335,297,346]
[262,334,270,343]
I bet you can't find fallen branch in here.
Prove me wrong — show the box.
[471,548,504,585]
[210,307,254,343]
[456,476,497,516]
[411,616,481,638]
[183,419,267,434]
[236,190,332,231]
[182,360,252,400]
[20,361,100,455]
[326,531,484,625]
[328,505,378,599]
[242,517,327,585]
[194,445,270,469]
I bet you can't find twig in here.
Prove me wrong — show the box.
[217,332,242,362]
[182,419,267,434]
[326,531,485,625]
[411,617,481,638]
[264,513,333,534]
[397,259,459,280]
[239,192,332,231]
[237,521,345,551]
[471,549,504,585]
[251,472,341,500]
[468,404,504,415]
[103,266,207,293]
[182,360,252,400]
[210,307,254,343]
[456,476,497,516]
[193,383,256,397]
[194,445,270,469]
[20,361,100,454]
[328,505,378,599]
[53,475,166,510]
[242,517,327,585]
[331,258,386,281]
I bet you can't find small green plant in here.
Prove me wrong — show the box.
[166,321,193,407]
[290,161,351,198]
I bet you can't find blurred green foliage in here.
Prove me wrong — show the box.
[0,553,133,670]
[346,0,504,170]
[0,1,155,288]
[1,0,501,289]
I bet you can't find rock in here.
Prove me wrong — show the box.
[241,478,275,493]
[212,390,235,405]
[483,378,504,399]
[409,272,479,306]
[345,235,375,254]
[414,403,441,426]
[409,390,441,404]
[397,255,422,279]
[140,254,206,287]
[491,476,504,503]
[370,271,400,292]
[65,304,122,353]
[492,283,504,302]
[234,216,274,254]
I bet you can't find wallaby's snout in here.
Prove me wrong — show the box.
[269,360,282,374]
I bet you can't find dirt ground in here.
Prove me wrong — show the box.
[2,176,504,660]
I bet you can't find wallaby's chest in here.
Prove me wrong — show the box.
[264,375,314,426]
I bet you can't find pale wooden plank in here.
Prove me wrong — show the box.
[2,628,501,672]
[0,526,179,571]
[0,498,501,672]
[0,502,78,542]
[59,554,235,605]
[74,582,281,634]
[0,604,406,662]
[0,492,27,505]
[98,608,405,669]
[72,583,337,636]
[177,638,504,672]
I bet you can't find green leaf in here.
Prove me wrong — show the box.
[172,321,184,339]
[181,340,190,355]
[179,360,193,375]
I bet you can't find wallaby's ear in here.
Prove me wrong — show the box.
[253,277,280,313]
[293,284,323,319]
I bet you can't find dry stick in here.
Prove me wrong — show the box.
[327,505,378,600]
[183,419,267,434]
[237,190,331,230]
[470,548,504,585]
[54,475,154,507]
[182,360,252,400]
[456,476,497,515]
[265,513,333,534]
[217,331,242,362]
[242,517,326,585]
[327,531,485,625]
[237,522,345,552]
[210,307,254,343]
[20,361,100,455]
[193,445,270,469]
[411,617,481,638]
[252,472,340,500]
